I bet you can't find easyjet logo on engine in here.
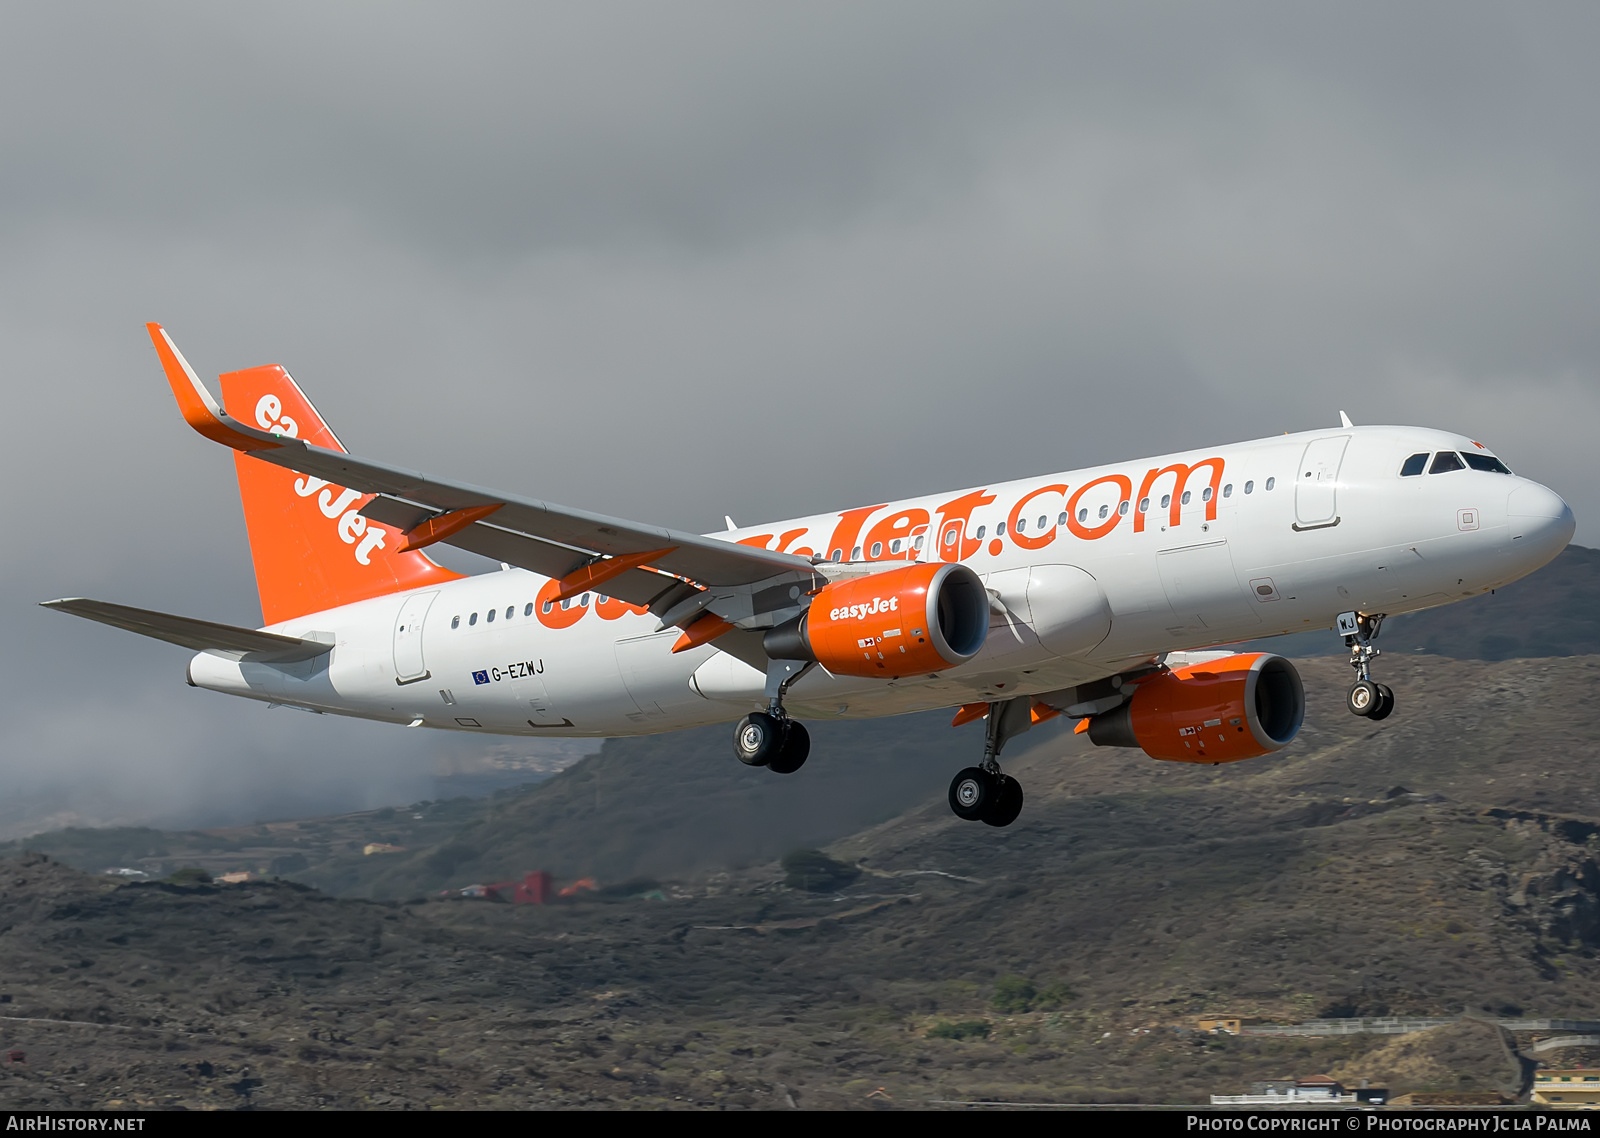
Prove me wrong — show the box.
[257,394,390,566]
[829,596,899,621]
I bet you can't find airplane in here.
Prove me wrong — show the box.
[42,325,1576,828]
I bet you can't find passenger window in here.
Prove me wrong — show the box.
[469,612,478,626]
[1265,477,1276,490]
[1015,518,1026,533]
[1462,452,1512,474]
[1223,484,1232,498]
[1181,490,1191,505]
[487,608,495,622]
[506,606,514,619]
[1429,451,1464,474]
[1077,509,1087,523]
[1118,501,1129,516]
[1399,452,1429,477]
[851,545,862,560]
[1058,511,1068,526]
[1097,504,1109,520]
[832,548,844,560]
[451,615,460,629]
[524,603,534,616]
[560,598,571,610]
[913,535,924,550]
[976,526,986,540]
[1138,498,1149,513]
[1201,487,1213,502]
[1037,515,1047,530]
[1244,481,1254,494]
[998,522,1007,535]
[579,593,590,607]
[541,600,553,614]
[870,541,883,558]
[1160,494,1171,508]
[890,538,902,554]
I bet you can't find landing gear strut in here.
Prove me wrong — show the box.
[1338,610,1394,721]
[731,658,815,775]
[947,696,1029,827]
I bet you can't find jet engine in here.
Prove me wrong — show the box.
[1083,653,1304,763]
[764,562,989,678]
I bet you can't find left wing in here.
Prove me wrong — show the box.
[41,598,334,661]
[148,324,822,628]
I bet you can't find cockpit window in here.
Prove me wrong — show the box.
[1429,451,1465,474]
[1399,452,1429,477]
[1462,452,1512,475]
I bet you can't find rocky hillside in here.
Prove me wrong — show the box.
[6,654,1600,1107]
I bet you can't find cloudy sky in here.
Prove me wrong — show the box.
[3,3,1596,833]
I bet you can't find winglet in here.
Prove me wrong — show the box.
[146,323,284,453]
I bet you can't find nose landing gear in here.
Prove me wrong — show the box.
[947,696,1031,827]
[1338,610,1394,721]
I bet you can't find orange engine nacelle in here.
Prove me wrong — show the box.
[766,562,990,679]
[1084,653,1304,763]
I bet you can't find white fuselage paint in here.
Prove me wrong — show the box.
[187,426,1575,736]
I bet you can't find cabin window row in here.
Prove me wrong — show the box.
[450,593,606,629]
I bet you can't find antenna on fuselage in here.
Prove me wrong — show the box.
[725,515,737,531]
[1339,411,1354,428]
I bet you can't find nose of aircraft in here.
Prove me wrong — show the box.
[1507,480,1576,568]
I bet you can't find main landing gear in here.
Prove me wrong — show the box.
[731,658,815,775]
[948,696,1031,828]
[1338,610,1394,722]
[733,710,810,774]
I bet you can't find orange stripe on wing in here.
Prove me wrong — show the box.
[552,547,677,603]
[671,614,734,654]
[397,503,504,552]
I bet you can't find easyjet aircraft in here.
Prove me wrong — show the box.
[44,326,1576,827]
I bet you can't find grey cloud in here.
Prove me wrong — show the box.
[3,3,1598,834]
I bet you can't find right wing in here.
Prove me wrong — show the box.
[40,598,334,662]
[149,324,822,623]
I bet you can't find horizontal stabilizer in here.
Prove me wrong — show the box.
[39,598,334,662]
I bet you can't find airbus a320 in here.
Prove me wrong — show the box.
[43,326,1577,827]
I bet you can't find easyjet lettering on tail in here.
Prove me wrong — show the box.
[42,325,1576,830]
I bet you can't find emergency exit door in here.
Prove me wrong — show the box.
[393,591,438,684]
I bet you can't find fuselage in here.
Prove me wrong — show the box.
[187,424,1575,735]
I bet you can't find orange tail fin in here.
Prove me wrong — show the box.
[217,365,462,625]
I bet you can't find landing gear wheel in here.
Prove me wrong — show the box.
[734,712,782,767]
[949,766,999,822]
[767,720,811,774]
[1347,680,1381,718]
[1368,684,1395,722]
[981,775,1024,828]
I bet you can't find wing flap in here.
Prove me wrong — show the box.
[41,598,334,661]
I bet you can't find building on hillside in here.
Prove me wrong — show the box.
[1533,1069,1600,1108]
[1210,1076,1357,1105]
[362,843,405,855]
[1198,1016,1262,1034]
[1389,1092,1507,1106]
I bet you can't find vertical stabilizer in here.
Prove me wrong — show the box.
[218,366,462,625]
